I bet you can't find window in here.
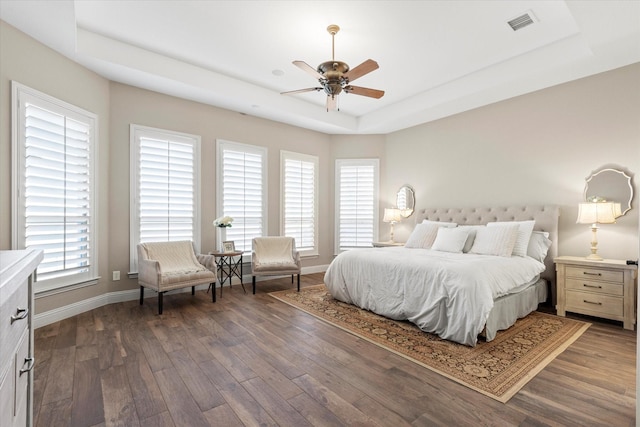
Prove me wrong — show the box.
[12,82,98,294]
[281,151,318,256]
[335,159,379,252]
[130,125,201,272]
[216,140,267,253]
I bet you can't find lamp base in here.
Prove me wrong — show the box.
[585,253,603,261]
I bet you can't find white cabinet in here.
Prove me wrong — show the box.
[0,250,43,427]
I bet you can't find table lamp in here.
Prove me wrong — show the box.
[576,201,617,261]
[383,208,402,243]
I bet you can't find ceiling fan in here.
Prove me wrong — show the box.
[281,24,385,111]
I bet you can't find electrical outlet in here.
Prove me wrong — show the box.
[112,271,120,281]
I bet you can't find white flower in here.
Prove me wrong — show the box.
[213,215,234,227]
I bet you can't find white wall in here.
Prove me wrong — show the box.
[383,63,640,262]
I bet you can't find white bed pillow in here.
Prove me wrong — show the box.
[487,220,535,257]
[431,227,469,253]
[405,222,456,249]
[469,224,519,257]
[527,231,552,263]
[458,225,485,253]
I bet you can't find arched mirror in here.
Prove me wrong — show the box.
[396,185,415,218]
[584,168,634,217]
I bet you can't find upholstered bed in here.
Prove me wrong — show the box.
[324,205,559,346]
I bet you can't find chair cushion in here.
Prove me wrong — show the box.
[142,241,206,274]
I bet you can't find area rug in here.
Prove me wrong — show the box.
[269,284,590,403]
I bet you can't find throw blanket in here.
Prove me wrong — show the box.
[324,247,545,346]
[142,241,206,274]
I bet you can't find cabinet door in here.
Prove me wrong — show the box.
[0,358,15,427]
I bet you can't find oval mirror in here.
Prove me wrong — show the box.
[396,185,415,218]
[584,168,633,217]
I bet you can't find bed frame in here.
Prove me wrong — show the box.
[415,205,560,340]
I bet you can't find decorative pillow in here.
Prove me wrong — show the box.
[458,225,485,253]
[405,221,456,249]
[431,227,469,253]
[527,231,552,263]
[487,220,535,257]
[469,224,519,257]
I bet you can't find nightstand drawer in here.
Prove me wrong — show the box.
[566,291,623,317]
[565,278,623,296]
[566,266,624,283]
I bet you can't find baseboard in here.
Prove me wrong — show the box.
[33,265,329,329]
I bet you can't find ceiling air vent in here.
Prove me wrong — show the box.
[507,11,537,31]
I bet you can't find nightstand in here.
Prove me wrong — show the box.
[555,256,637,330]
[372,241,404,247]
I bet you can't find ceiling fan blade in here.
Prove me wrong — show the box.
[344,85,385,99]
[293,60,325,80]
[281,87,323,95]
[326,95,338,111]
[343,59,379,83]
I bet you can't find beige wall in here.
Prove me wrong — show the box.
[384,63,640,261]
[0,21,112,313]
[108,82,334,294]
[2,20,639,317]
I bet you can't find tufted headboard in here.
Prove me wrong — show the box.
[415,205,560,301]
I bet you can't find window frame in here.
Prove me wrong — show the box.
[334,158,380,253]
[12,81,99,296]
[216,139,268,256]
[129,124,202,273]
[280,150,319,257]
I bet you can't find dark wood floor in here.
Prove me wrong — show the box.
[33,273,636,427]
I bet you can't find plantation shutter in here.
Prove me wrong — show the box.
[336,159,379,251]
[219,142,266,253]
[138,137,195,242]
[14,84,97,290]
[282,152,317,254]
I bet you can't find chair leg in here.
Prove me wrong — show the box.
[291,274,294,283]
[140,286,144,305]
[252,276,256,294]
[158,292,163,315]
[297,273,300,292]
[192,286,195,295]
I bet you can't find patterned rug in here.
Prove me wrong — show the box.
[269,284,590,403]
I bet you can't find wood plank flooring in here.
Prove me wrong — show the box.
[33,273,636,426]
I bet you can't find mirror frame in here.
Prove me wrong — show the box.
[396,185,415,218]
[584,167,634,217]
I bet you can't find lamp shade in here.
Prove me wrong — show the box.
[383,208,402,223]
[576,202,617,224]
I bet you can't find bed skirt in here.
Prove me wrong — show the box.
[483,279,548,342]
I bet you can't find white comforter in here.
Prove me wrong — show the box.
[323,247,545,346]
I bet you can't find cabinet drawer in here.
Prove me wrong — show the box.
[0,279,29,373]
[566,266,624,283]
[565,278,623,296]
[15,330,30,424]
[0,361,14,427]
[566,291,623,317]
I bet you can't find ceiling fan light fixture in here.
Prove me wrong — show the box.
[281,24,384,111]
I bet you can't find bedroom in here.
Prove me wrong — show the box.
[1,1,639,425]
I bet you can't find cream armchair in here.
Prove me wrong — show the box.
[251,237,301,294]
[137,240,217,314]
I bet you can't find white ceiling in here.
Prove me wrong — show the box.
[1,1,639,134]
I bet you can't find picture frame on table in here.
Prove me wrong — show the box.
[222,241,235,253]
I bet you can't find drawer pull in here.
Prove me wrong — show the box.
[583,272,602,277]
[583,300,603,305]
[19,357,35,375]
[10,307,29,324]
[583,284,602,289]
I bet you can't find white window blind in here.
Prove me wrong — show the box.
[217,140,267,253]
[335,159,379,252]
[12,82,98,292]
[130,125,201,272]
[281,151,318,255]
